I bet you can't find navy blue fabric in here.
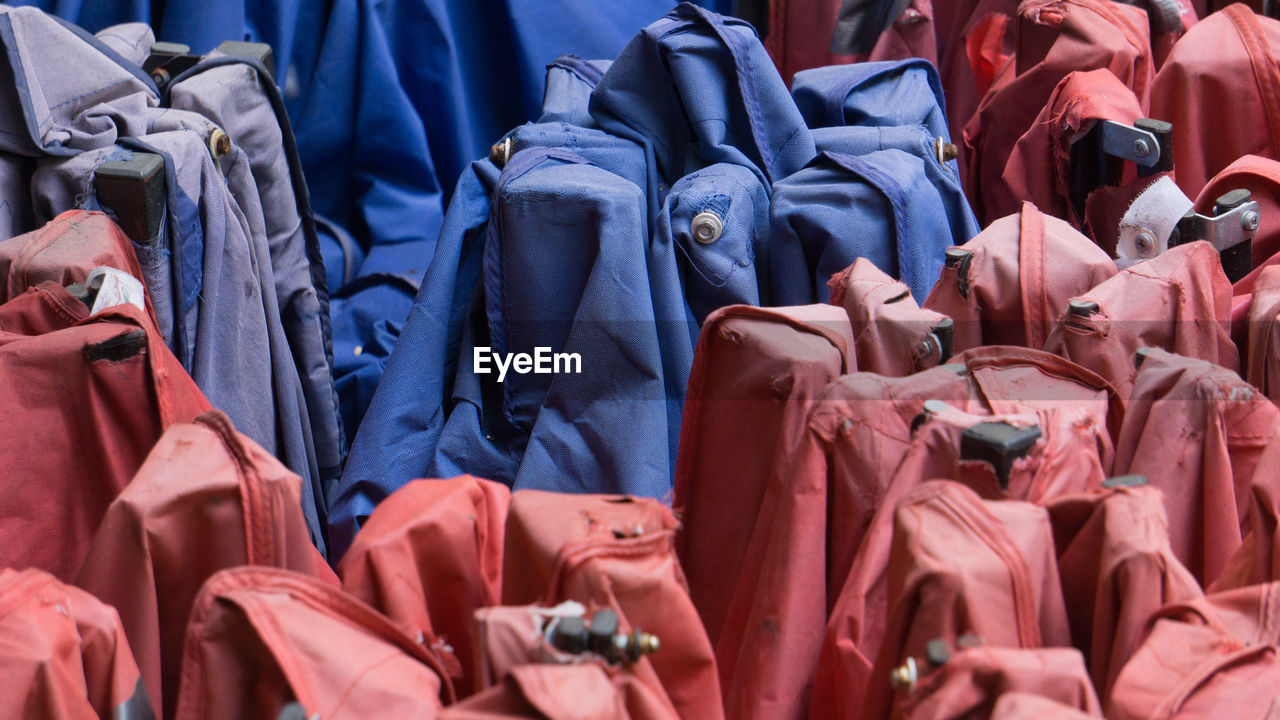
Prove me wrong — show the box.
[540,55,611,127]
[431,147,669,498]
[812,125,980,252]
[330,4,806,560]
[327,157,499,558]
[770,149,953,303]
[790,59,950,140]
[329,273,417,442]
[589,2,816,198]
[14,0,726,451]
[658,162,769,322]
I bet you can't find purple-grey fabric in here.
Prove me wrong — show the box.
[0,6,333,552]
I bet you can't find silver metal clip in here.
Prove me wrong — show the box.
[1097,120,1163,168]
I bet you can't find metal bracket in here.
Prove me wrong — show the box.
[142,41,200,91]
[1070,118,1173,219]
[215,40,275,76]
[1168,189,1258,282]
[549,608,659,665]
[144,39,276,91]
[93,153,166,247]
[959,422,1042,490]
[1096,121,1163,169]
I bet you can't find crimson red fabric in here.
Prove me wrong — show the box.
[829,259,950,376]
[1150,6,1280,200]
[1109,582,1280,720]
[672,304,852,720]
[815,481,1074,720]
[74,411,336,719]
[962,0,1153,224]
[339,476,509,698]
[471,605,583,691]
[764,0,856,85]
[1043,241,1238,400]
[1197,156,1280,297]
[864,0,940,68]
[1047,483,1203,701]
[902,645,1102,720]
[0,282,209,582]
[1111,348,1279,584]
[0,210,149,310]
[991,691,1103,719]
[440,663,678,720]
[708,347,1111,720]
[941,0,1019,145]
[1212,433,1280,591]
[174,566,452,719]
[459,604,680,719]
[0,567,151,720]
[789,345,1119,659]
[1245,266,1280,397]
[502,491,722,720]
[924,203,1118,353]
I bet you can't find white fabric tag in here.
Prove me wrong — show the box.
[87,266,146,314]
[1115,175,1194,269]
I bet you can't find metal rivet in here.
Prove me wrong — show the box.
[1244,211,1261,232]
[490,137,513,168]
[944,247,972,267]
[691,211,724,244]
[1134,229,1156,257]
[207,128,231,158]
[889,657,918,692]
[1132,138,1151,158]
[1068,299,1100,317]
[150,68,170,87]
[934,137,959,163]
[913,337,935,360]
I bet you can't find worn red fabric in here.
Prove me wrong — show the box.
[440,663,679,720]
[962,0,1153,224]
[795,345,1119,637]
[672,305,852,675]
[502,491,723,720]
[1047,483,1203,701]
[339,475,509,699]
[991,691,1103,719]
[864,0,939,68]
[1151,6,1280,200]
[1043,241,1238,400]
[950,346,1125,444]
[1111,348,1279,584]
[939,0,1019,145]
[1212,433,1280,591]
[829,259,950,376]
[901,645,1102,720]
[924,203,1118,353]
[0,210,147,307]
[1246,266,1280,397]
[1199,157,1280,298]
[815,481,1074,720]
[990,69,1159,254]
[174,566,452,720]
[763,0,856,85]
[74,411,336,719]
[0,568,150,720]
[0,282,209,582]
[707,347,1109,720]
[471,604,583,691]
[1109,582,1280,720]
